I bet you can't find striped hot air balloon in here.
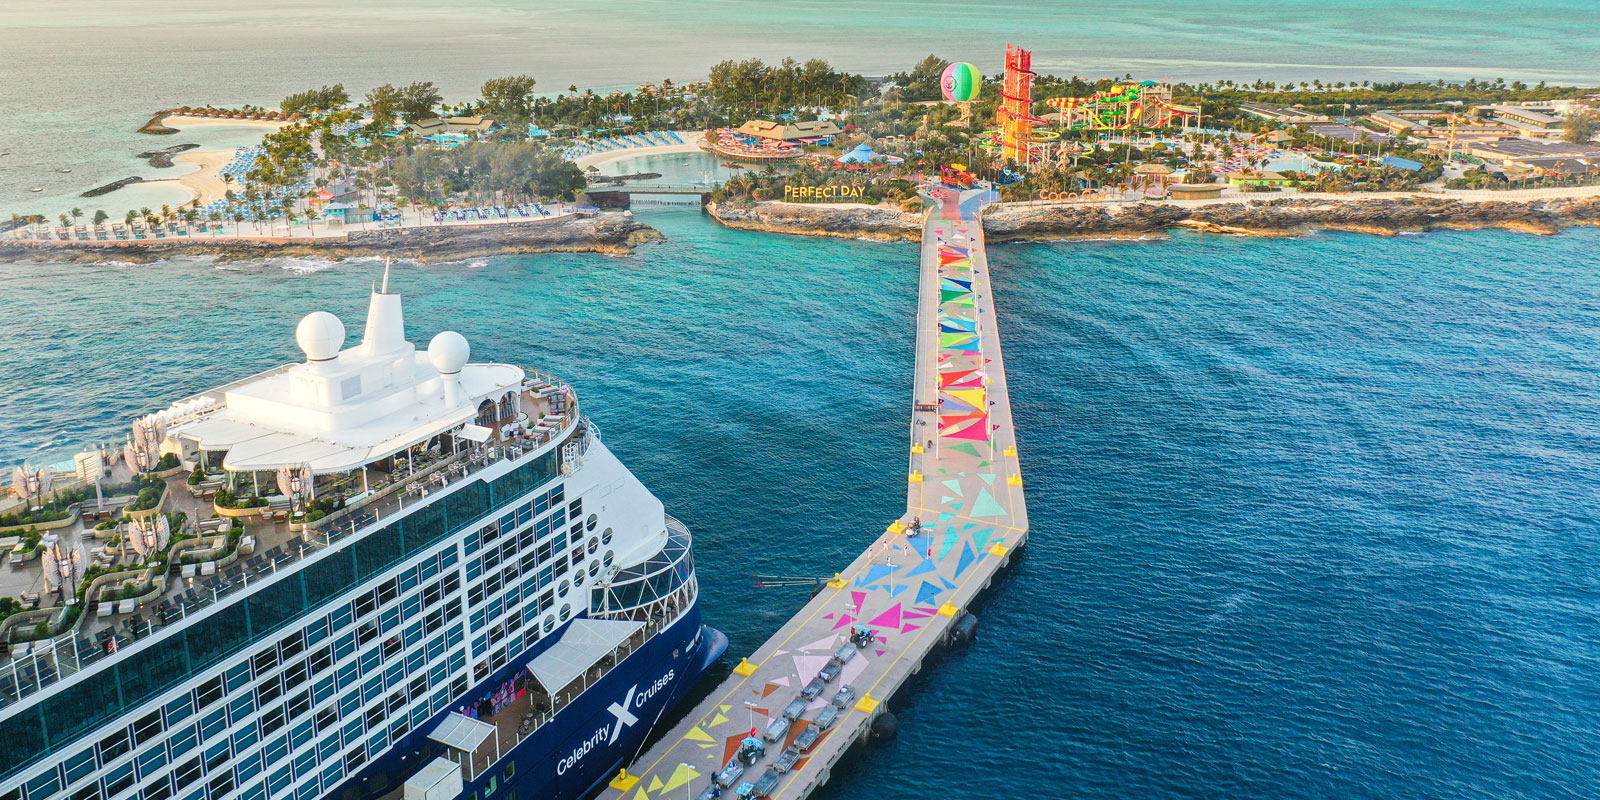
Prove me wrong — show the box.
[941,62,982,102]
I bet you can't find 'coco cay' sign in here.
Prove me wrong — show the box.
[784,185,867,201]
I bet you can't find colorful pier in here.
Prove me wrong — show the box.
[602,183,1028,800]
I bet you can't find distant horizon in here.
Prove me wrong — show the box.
[2,0,1597,210]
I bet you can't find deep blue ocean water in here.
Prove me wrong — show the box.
[2,215,1599,797]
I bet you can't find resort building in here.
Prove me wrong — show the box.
[1239,103,1331,124]
[404,116,502,137]
[1367,111,1418,135]
[321,203,376,224]
[1476,105,1563,129]
[1168,184,1224,200]
[1305,124,1395,146]
[733,119,843,142]
[313,181,360,206]
[1463,139,1600,168]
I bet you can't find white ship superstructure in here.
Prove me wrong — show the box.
[0,269,724,800]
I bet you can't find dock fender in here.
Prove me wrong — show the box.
[948,611,979,646]
[869,710,899,741]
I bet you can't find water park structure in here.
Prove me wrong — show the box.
[1045,81,1201,131]
[998,45,1046,168]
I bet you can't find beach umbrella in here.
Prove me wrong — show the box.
[941,63,982,103]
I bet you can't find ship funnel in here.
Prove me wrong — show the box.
[361,259,407,358]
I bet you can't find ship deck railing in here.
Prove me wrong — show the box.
[0,380,586,709]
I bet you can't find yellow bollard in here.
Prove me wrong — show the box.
[1008,474,1023,486]
[909,471,924,482]
[826,573,849,589]
[733,658,758,677]
[938,601,960,617]
[887,520,906,534]
[989,541,1010,557]
[1004,445,1017,458]
[855,693,882,713]
[911,442,924,454]
[609,770,640,792]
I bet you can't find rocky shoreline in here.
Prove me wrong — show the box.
[137,110,178,135]
[0,213,664,264]
[708,195,1600,242]
[137,143,200,168]
[81,177,145,198]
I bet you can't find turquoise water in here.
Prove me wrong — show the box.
[3,212,1599,796]
[4,0,1600,216]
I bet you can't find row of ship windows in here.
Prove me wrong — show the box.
[9,544,468,800]
[5,477,573,799]
[462,488,569,561]
[0,452,565,779]
[9,621,471,800]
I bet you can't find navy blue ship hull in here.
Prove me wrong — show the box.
[333,602,726,800]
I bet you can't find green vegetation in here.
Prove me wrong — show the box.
[128,483,164,512]
[1564,110,1600,144]
[884,55,952,102]
[188,464,208,485]
[154,452,180,471]
[213,489,265,510]
[391,142,586,203]
[365,81,444,126]
[281,84,350,115]
[1171,77,1598,125]
[0,487,85,529]
[0,596,23,628]
[1446,166,1599,190]
[478,75,540,125]
[706,58,871,121]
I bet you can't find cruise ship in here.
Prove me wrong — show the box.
[0,269,726,800]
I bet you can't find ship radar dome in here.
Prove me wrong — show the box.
[296,311,345,362]
[428,331,470,375]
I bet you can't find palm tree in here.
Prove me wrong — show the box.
[125,210,138,226]
[305,208,318,235]
[70,207,83,224]
[232,212,244,237]
[93,210,108,226]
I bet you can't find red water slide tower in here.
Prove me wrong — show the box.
[999,44,1038,166]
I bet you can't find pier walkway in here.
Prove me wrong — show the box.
[604,184,1027,800]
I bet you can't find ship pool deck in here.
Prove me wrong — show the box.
[603,185,1028,800]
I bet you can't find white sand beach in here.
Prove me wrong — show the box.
[572,131,706,171]
[170,148,236,206]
